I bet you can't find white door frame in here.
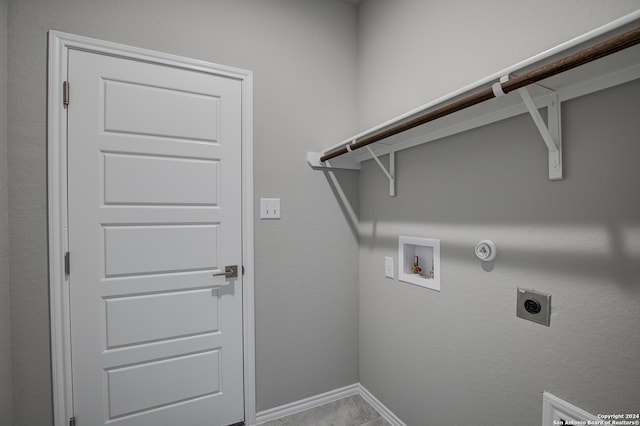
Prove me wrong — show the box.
[47,31,255,426]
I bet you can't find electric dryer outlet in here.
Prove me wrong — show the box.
[516,288,551,326]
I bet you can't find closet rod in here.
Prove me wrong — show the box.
[320,27,640,163]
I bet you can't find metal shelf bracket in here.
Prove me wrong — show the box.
[366,146,396,197]
[517,86,563,180]
[307,19,640,184]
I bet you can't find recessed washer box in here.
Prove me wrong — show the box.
[398,236,440,291]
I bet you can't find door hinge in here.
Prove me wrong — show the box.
[63,81,70,108]
[69,416,76,426]
[64,252,70,275]
[242,265,245,276]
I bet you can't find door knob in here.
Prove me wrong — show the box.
[212,265,238,279]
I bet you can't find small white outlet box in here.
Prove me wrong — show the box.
[384,256,394,278]
[260,198,280,219]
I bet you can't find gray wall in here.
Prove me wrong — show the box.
[357,0,640,129]
[357,1,640,424]
[6,0,359,424]
[8,1,640,425]
[0,0,12,423]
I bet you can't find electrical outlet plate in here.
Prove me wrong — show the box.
[384,256,394,278]
[517,288,551,326]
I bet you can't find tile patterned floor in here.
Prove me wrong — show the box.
[260,394,390,426]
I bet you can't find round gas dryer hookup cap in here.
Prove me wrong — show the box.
[475,240,497,262]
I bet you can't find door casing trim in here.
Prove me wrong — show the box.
[47,30,255,426]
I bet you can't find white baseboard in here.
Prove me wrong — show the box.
[358,384,407,426]
[256,387,599,426]
[255,383,360,424]
[254,383,406,426]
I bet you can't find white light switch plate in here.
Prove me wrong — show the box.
[260,198,281,219]
[385,256,394,278]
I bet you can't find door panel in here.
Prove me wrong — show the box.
[67,49,243,426]
[107,350,221,418]
[104,289,220,348]
[103,79,220,142]
[104,224,220,276]
[103,153,220,206]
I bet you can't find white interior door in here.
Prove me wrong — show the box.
[67,48,244,426]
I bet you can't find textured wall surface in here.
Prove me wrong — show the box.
[0,0,12,423]
[7,0,359,424]
[357,0,640,129]
[9,1,640,424]
[357,2,640,424]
